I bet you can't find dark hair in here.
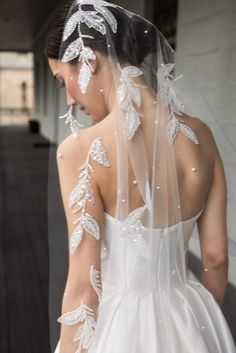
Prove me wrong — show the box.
[45,2,157,66]
[45,0,75,59]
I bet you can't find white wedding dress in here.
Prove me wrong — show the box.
[55,209,236,353]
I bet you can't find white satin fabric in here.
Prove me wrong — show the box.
[55,211,236,353]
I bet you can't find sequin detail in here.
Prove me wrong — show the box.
[69,138,111,253]
[121,205,149,258]
[58,301,96,353]
[90,265,102,301]
[62,1,117,62]
[157,63,199,145]
[117,66,144,140]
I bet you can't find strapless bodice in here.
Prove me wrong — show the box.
[100,209,203,295]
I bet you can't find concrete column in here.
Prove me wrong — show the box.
[176,0,236,286]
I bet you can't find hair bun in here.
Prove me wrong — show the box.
[120,14,157,66]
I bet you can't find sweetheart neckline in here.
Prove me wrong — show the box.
[104,208,203,232]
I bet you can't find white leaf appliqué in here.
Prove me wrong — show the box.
[81,213,100,240]
[78,61,92,94]
[70,224,83,253]
[81,10,106,35]
[59,105,83,136]
[179,122,199,145]
[69,138,110,253]
[121,206,149,258]
[62,38,82,62]
[63,11,80,41]
[58,301,96,353]
[117,66,144,140]
[89,138,111,167]
[158,63,199,145]
[90,265,102,301]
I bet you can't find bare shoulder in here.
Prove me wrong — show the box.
[56,117,113,170]
[182,115,219,158]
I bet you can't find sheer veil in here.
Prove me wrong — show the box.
[47,1,236,352]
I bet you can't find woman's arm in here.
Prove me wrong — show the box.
[197,144,228,306]
[56,134,107,353]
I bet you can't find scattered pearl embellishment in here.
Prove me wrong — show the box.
[191,167,197,172]
[133,180,137,185]
[57,152,63,159]
[204,268,209,272]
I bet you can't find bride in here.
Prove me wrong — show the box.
[45,0,236,352]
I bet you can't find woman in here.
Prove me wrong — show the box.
[45,1,236,352]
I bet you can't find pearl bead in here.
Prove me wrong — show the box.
[201,326,205,330]
[122,199,126,203]
[144,30,148,33]
[191,167,197,172]
[100,88,104,93]
[57,152,63,158]
[156,186,160,190]
[133,180,137,185]
[204,268,208,272]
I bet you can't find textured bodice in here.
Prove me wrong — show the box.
[101,210,202,295]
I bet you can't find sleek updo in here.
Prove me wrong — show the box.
[45,1,157,66]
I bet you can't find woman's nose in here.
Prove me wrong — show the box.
[66,92,76,106]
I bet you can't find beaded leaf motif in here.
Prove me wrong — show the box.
[90,265,102,301]
[58,301,96,353]
[121,205,149,258]
[62,0,117,64]
[59,105,83,137]
[117,66,144,140]
[157,63,199,145]
[69,138,111,253]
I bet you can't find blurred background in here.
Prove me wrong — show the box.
[0,0,235,352]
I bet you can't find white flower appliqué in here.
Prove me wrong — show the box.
[69,137,111,253]
[117,66,145,140]
[157,63,199,145]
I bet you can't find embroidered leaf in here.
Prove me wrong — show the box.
[81,213,100,240]
[123,206,146,231]
[121,206,149,258]
[80,47,96,61]
[167,116,178,144]
[57,302,94,325]
[124,106,141,140]
[94,5,117,33]
[81,11,106,35]
[70,118,83,137]
[70,224,83,253]
[123,66,143,78]
[117,85,127,108]
[78,61,92,94]
[127,81,142,107]
[89,138,111,167]
[63,11,80,41]
[90,265,102,301]
[62,38,82,62]
[74,316,96,348]
[68,182,86,208]
[179,122,199,144]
